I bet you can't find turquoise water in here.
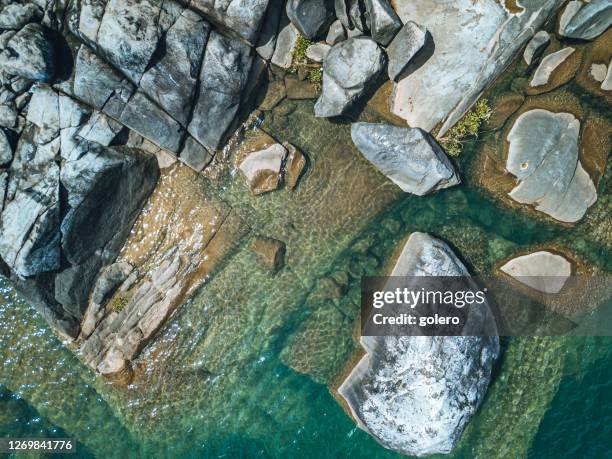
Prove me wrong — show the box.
[1,70,611,459]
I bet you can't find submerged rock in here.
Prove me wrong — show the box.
[386,20,428,81]
[558,0,612,41]
[338,232,499,457]
[530,47,575,87]
[239,143,287,195]
[364,0,402,46]
[286,0,335,39]
[315,37,385,117]
[523,30,550,65]
[505,109,596,223]
[251,236,286,273]
[351,123,459,195]
[500,251,572,294]
[282,142,306,188]
[0,23,55,81]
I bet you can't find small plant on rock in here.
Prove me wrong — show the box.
[291,35,311,71]
[438,98,492,157]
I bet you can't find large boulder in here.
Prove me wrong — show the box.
[286,0,335,39]
[338,232,499,456]
[364,0,402,46]
[390,0,562,135]
[505,109,596,223]
[0,23,55,81]
[351,123,459,195]
[315,37,385,117]
[558,0,612,41]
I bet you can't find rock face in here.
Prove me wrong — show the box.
[0,130,11,165]
[500,251,572,294]
[390,0,562,135]
[386,21,428,81]
[530,47,575,87]
[189,0,271,44]
[364,0,402,45]
[286,0,335,39]
[558,0,612,41]
[0,23,55,81]
[0,3,42,30]
[0,84,159,337]
[338,232,499,457]
[505,109,596,223]
[351,123,460,195]
[187,32,252,152]
[523,30,550,65]
[315,37,385,117]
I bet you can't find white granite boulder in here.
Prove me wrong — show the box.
[339,232,499,456]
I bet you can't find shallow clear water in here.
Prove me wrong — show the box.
[1,94,610,458]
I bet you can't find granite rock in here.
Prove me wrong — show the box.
[0,23,55,81]
[0,3,43,30]
[364,0,402,46]
[390,0,562,135]
[315,37,385,117]
[188,32,252,152]
[558,0,612,41]
[386,20,428,81]
[500,251,572,294]
[523,30,550,65]
[286,0,335,40]
[530,47,575,87]
[351,123,460,195]
[505,109,596,223]
[339,232,499,456]
[239,142,287,195]
[326,19,346,45]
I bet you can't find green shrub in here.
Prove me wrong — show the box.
[439,99,492,157]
